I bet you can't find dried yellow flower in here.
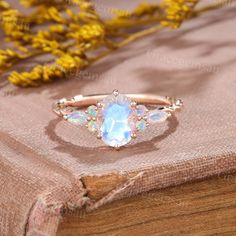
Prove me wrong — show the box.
[69,23,105,42]
[0,0,231,87]
[0,48,27,71]
[8,64,64,87]
[56,54,82,70]
[160,0,199,28]
[49,25,65,34]
[44,7,66,23]
[32,31,61,54]
[0,0,10,10]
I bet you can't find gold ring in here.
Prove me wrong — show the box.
[52,90,183,148]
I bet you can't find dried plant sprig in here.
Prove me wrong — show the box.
[0,0,234,87]
[160,0,199,29]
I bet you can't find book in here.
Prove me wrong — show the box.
[0,2,236,236]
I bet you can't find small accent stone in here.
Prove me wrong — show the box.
[147,109,168,123]
[136,120,146,131]
[87,105,97,117]
[65,111,87,125]
[87,120,98,132]
[136,105,147,117]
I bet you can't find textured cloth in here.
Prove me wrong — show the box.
[0,2,236,236]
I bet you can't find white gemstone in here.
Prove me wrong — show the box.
[65,111,87,125]
[100,94,132,147]
[147,109,168,123]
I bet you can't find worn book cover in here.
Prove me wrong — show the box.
[0,1,236,235]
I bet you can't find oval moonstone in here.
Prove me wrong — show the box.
[100,94,132,147]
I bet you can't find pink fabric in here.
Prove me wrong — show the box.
[0,2,236,235]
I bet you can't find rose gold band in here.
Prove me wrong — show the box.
[53,93,183,117]
[67,94,171,106]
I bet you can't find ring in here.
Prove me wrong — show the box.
[52,90,183,148]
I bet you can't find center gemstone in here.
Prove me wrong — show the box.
[100,94,132,147]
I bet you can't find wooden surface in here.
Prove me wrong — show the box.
[57,173,236,236]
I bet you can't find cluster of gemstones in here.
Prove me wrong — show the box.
[63,92,170,148]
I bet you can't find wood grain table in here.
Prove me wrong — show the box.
[57,172,236,236]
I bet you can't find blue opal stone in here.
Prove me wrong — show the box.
[101,96,132,147]
[136,120,147,131]
[87,105,97,117]
[87,120,98,132]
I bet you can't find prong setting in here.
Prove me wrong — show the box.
[54,90,179,149]
[131,101,137,108]
[97,102,103,108]
[113,89,119,97]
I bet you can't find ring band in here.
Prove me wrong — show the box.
[52,90,183,148]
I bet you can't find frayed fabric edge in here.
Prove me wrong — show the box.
[25,154,236,236]
[25,179,89,236]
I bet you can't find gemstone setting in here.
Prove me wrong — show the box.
[87,120,98,132]
[136,119,147,131]
[147,109,169,123]
[64,91,171,148]
[87,105,97,117]
[100,93,132,147]
[136,105,148,117]
[65,111,87,125]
